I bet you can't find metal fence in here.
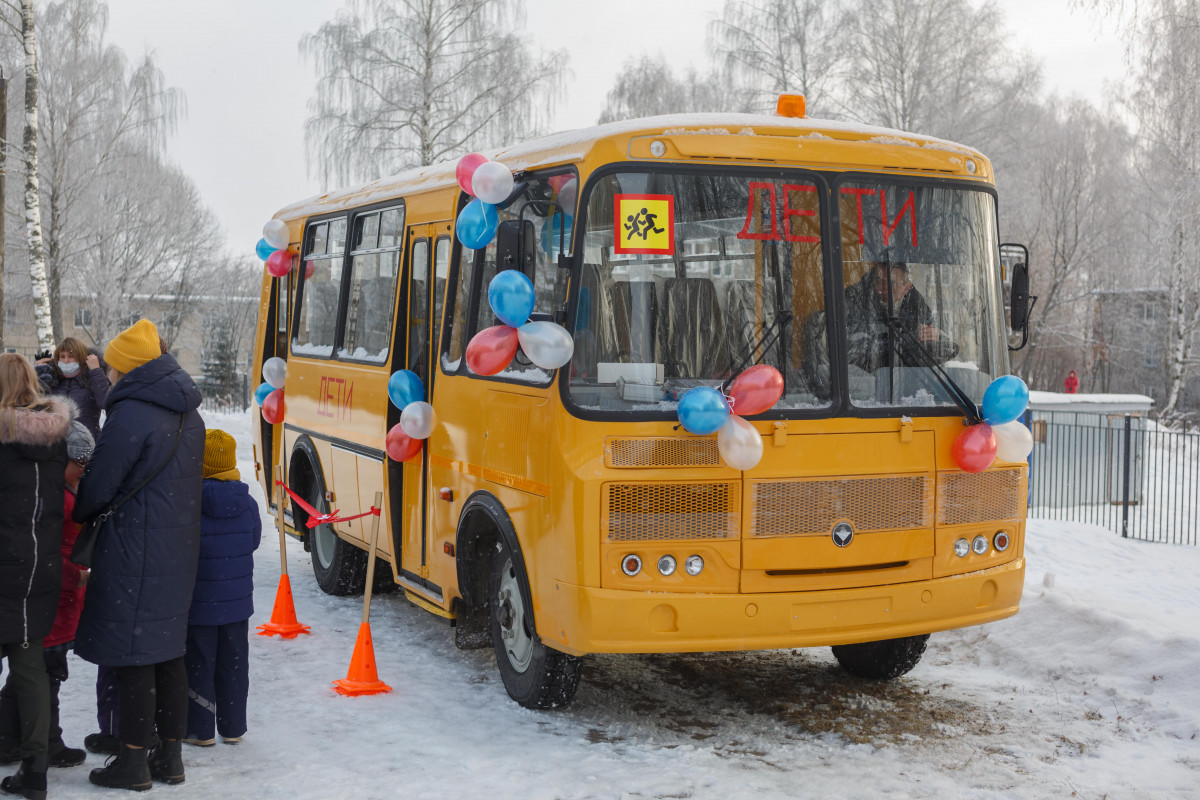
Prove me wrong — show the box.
[1028,413,1200,546]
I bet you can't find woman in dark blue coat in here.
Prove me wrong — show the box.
[34,337,108,440]
[72,320,205,791]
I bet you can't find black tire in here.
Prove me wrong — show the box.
[831,634,930,680]
[303,479,367,596]
[489,539,582,709]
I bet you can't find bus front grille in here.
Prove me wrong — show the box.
[748,475,933,537]
[604,481,740,541]
[605,437,722,468]
[937,467,1025,525]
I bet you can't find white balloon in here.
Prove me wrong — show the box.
[472,161,515,205]
[400,401,437,439]
[262,357,287,389]
[517,321,574,370]
[717,415,763,471]
[262,219,290,251]
[993,420,1033,462]
[556,178,578,213]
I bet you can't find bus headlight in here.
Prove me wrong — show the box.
[954,538,970,558]
[684,555,704,575]
[972,535,989,555]
[657,555,677,576]
[621,554,642,576]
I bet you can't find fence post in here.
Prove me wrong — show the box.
[1121,414,1132,538]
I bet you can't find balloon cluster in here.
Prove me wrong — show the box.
[256,357,287,424]
[951,376,1033,473]
[385,370,436,462]
[455,153,514,250]
[257,220,293,277]
[465,271,574,375]
[676,365,785,470]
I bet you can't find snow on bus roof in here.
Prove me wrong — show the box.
[273,112,984,222]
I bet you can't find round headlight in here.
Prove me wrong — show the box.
[972,535,989,555]
[684,555,704,575]
[621,554,642,576]
[966,158,977,174]
[650,140,667,157]
[657,555,677,576]
[993,531,1010,552]
[954,538,970,558]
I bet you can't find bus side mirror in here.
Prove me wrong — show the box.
[1011,263,1029,330]
[1001,242,1037,351]
[497,219,536,276]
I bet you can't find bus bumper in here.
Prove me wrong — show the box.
[545,558,1024,656]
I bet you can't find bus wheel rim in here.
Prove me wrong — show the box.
[313,522,334,569]
[498,559,533,673]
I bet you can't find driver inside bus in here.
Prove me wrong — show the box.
[844,262,944,372]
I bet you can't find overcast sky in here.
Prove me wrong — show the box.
[102,0,1125,254]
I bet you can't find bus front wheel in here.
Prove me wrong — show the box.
[831,634,930,680]
[489,540,581,709]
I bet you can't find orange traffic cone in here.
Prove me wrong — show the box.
[256,574,312,638]
[332,621,392,696]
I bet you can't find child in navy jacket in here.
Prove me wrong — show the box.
[183,429,261,746]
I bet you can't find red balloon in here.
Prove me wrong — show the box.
[386,423,423,462]
[262,389,286,424]
[727,364,784,416]
[266,249,292,277]
[305,260,316,280]
[547,174,571,193]
[952,423,997,473]
[456,152,488,196]
[465,325,519,376]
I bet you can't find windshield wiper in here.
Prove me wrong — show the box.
[884,318,982,425]
[720,312,793,392]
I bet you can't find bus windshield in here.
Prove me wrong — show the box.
[570,169,830,413]
[568,170,1006,416]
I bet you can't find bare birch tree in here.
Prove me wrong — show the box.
[37,0,182,341]
[0,0,53,351]
[303,0,567,187]
[708,0,844,115]
[839,0,1039,157]
[597,54,730,123]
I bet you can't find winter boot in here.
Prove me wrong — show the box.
[147,739,184,785]
[48,738,86,767]
[84,733,120,756]
[0,755,49,800]
[88,746,152,792]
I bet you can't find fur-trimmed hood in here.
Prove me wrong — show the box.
[0,396,77,447]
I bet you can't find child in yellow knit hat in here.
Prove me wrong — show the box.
[183,429,260,747]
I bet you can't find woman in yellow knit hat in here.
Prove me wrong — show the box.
[73,319,206,790]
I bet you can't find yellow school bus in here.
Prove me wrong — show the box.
[252,96,1031,708]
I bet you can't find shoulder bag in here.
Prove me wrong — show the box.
[70,414,186,568]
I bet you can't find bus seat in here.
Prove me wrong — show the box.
[724,281,781,369]
[659,277,728,378]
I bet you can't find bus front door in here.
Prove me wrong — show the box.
[396,225,451,597]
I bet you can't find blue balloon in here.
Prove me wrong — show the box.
[456,199,498,250]
[982,375,1030,426]
[677,387,731,435]
[488,269,536,328]
[255,238,275,261]
[253,381,274,406]
[387,369,424,409]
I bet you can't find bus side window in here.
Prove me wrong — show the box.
[340,206,404,362]
[294,220,344,358]
[443,244,476,372]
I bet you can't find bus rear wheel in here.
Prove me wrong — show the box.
[831,634,930,680]
[489,540,581,709]
[306,484,367,596]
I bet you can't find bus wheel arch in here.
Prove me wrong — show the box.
[455,492,582,708]
[289,437,367,596]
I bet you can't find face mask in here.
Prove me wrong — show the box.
[58,361,80,376]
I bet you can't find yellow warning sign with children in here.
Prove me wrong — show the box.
[614,194,675,255]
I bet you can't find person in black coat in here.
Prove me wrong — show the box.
[843,262,942,372]
[71,320,205,791]
[34,338,107,441]
[0,353,72,800]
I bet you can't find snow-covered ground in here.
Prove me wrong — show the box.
[36,409,1200,799]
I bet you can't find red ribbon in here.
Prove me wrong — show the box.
[275,480,380,529]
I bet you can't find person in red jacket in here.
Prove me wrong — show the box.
[1064,370,1079,394]
[0,420,94,772]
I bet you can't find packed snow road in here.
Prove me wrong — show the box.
[42,411,1199,799]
